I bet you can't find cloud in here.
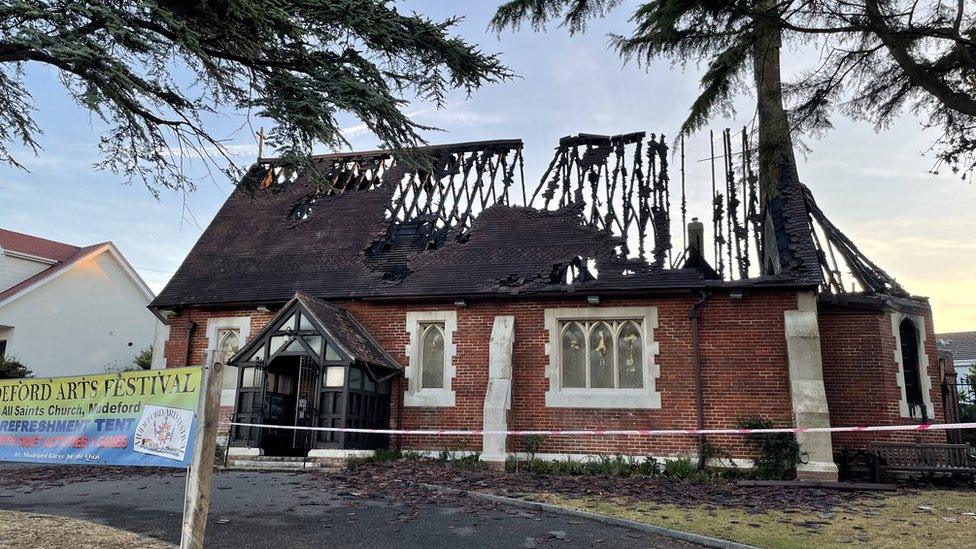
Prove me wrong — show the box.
[419,106,507,128]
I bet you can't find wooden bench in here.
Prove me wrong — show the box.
[868,442,976,483]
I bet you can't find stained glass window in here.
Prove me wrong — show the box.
[589,323,614,388]
[420,324,445,389]
[617,321,643,388]
[560,320,644,390]
[561,322,586,388]
[218,330,241,390]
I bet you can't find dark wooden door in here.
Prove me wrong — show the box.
[232,363,267,448]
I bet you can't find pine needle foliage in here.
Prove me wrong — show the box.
[0,1,512,194]
[492,0,976,179]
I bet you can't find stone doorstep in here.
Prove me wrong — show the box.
[224,462,324,472]
[229,456,309,462]
[224,456,328,471]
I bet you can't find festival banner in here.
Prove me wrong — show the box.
[0,367,201,468]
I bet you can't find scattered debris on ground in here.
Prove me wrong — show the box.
[5,460,974,549]
[311,459,976,548]
[315,459,863,513]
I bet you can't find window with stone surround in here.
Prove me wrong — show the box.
[892,313,934,420]
[545,306,660,409]
[404,311,456,407]
[205,317,251,407]
[419,322,446,389]
[560,320,644,389]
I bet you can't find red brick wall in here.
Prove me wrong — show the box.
[164,290,800,459]
[163,307,277,437]
[163,308,276,368]
[820,304,945,453]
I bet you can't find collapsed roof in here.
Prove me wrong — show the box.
[151,132,905,310]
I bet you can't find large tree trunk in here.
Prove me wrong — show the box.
[751,6,802,275]
[752,15,798,204]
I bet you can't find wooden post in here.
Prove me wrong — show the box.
[180,352,223,549]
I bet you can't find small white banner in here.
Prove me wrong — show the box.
[134,405,194,462]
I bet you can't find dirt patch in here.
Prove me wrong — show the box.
[0,510,172,549]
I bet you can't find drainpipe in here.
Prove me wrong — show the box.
[184,316,198,367]
[688,292,710,470]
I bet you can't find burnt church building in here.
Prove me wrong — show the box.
[150,133,945,481]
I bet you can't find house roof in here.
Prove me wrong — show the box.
[297,293,401,374]
[0,242,106,306]
[938,331,976,363]
[150,171,711,308]
[0,228,81,262]
[149,135,851,310]
[0,230,155,308]
[229,292,401,378]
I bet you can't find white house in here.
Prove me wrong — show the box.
[0,228,160,376]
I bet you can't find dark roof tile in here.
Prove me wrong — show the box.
[938,331,976,363]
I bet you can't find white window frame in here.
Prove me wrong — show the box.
[405,311,457,407]
[205,317,252,407]
[890,312,934,419]
[544,306,660,409]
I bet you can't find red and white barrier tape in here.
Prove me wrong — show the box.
[221,421,976,437]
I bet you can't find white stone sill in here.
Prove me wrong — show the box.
[545,389,661,409]
[404,388,456,408]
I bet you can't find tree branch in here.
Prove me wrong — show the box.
[864,0,976,117]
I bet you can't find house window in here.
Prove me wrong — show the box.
[205,317,252,407]
[560,320,644,389]
[404,311,457,407]
[545,307,660,409]
[899,319,924,409]
[891,313,933,419]
[0,340,6,360]
[217,329,241,391]
[419,323,446,389]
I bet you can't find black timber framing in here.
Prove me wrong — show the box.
[227,293,399,453]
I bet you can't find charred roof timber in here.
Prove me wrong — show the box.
[150,131,914,310]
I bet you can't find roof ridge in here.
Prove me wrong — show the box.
[0,227,83,261]
[0,243,108,305]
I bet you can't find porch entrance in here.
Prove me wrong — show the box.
[227,293,400,456]
[252,355,317,456]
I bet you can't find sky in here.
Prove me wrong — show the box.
[1,1,974,332]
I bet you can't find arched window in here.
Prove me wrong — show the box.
[561,322,586,388]
[219,330,240,354]
[218,329,241,391]
[589,323,614,388]
[420,323,445,389]
[616,321,643,389]
[560,319,644,390]
[899,318,925,414]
